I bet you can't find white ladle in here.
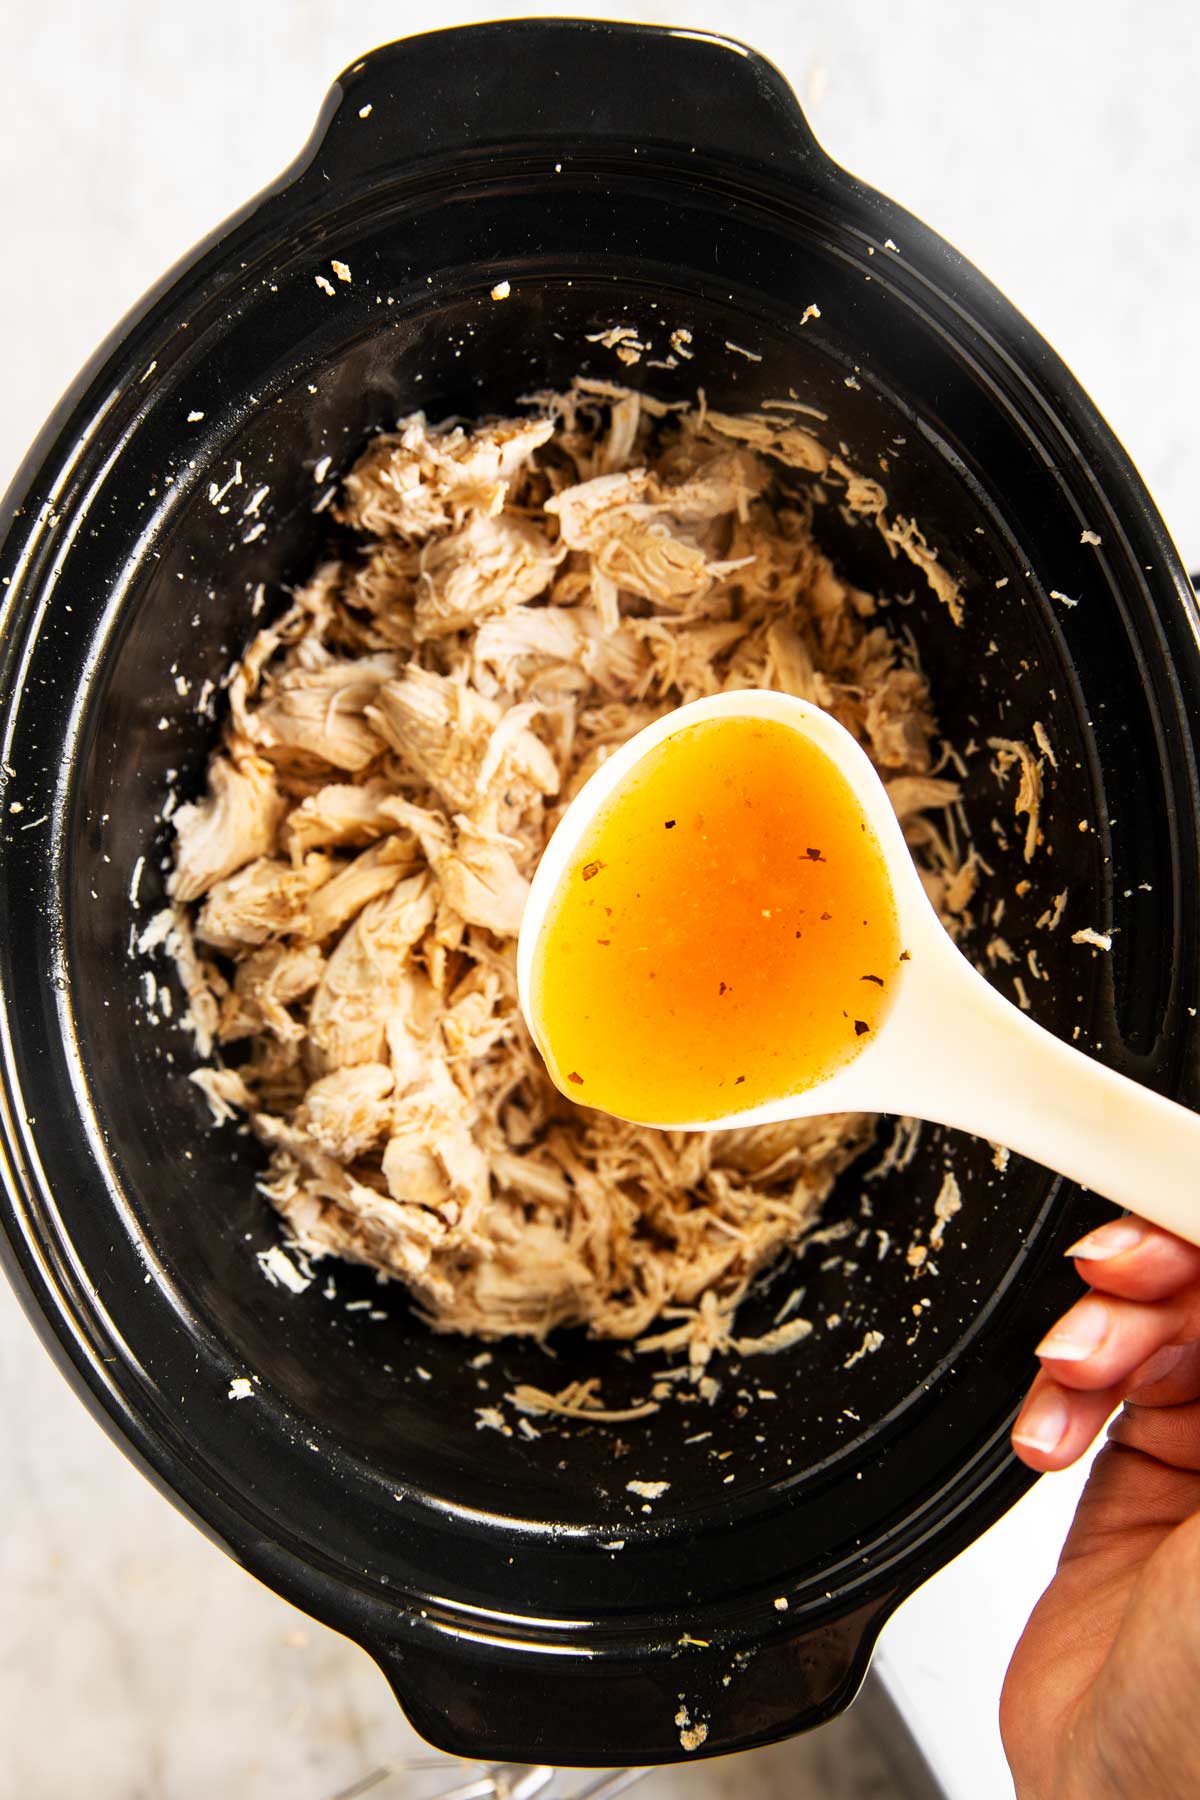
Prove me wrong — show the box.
[518,690,1200,1245]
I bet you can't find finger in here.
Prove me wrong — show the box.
[1014,1345,1200,1474]
[1126,1341,1200,1408]
[1011,1369,1123,1471]
[1065,1216,1200,1301]
[1109,1397,1200,1474]
[1013,1345,1200,1471]
[1035,1292,1200,1392]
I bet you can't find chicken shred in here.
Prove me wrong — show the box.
[167,385,969,1363]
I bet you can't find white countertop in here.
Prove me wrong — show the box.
[2,5,1196,1797]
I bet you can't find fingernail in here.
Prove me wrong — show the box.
[1064,1219,1146,1262]
[1013,1389,1070,1454]
[1036,1298,1110,1362]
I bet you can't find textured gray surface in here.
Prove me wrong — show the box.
[1,4,1195,1796]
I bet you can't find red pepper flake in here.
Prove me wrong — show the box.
[567,1071,584,1085]
[853,1020,870,1037]
[794,929,802,939]
[734,1075,746,1085]
[582,860,605,882]
[664,819,676,829]
[820,911,832,921]
[899,949,911,962]
[597,938,611,946]
[805,847,825,862]
[860,973,884,986]
[719,981,727,995]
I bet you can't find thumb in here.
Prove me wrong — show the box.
[1081,1508,1200,1795]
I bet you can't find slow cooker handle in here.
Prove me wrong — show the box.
[367,1593,893,1764]
[294,20,826,192]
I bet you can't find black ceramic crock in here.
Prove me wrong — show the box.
[1,20,1198,1768]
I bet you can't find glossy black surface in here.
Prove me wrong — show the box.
[1,19,1198,1766]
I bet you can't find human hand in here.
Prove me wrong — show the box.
[1000,1218,1200,1800]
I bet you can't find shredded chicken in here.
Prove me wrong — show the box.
[507,1379,661,1423]
[167,385,970,1364]
[988,735,1044,863]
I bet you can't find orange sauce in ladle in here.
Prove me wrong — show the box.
[529,716,902,1126]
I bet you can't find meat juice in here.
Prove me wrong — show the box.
[530,716,902,1125]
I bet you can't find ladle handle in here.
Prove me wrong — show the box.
[881,942,1200,1245]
